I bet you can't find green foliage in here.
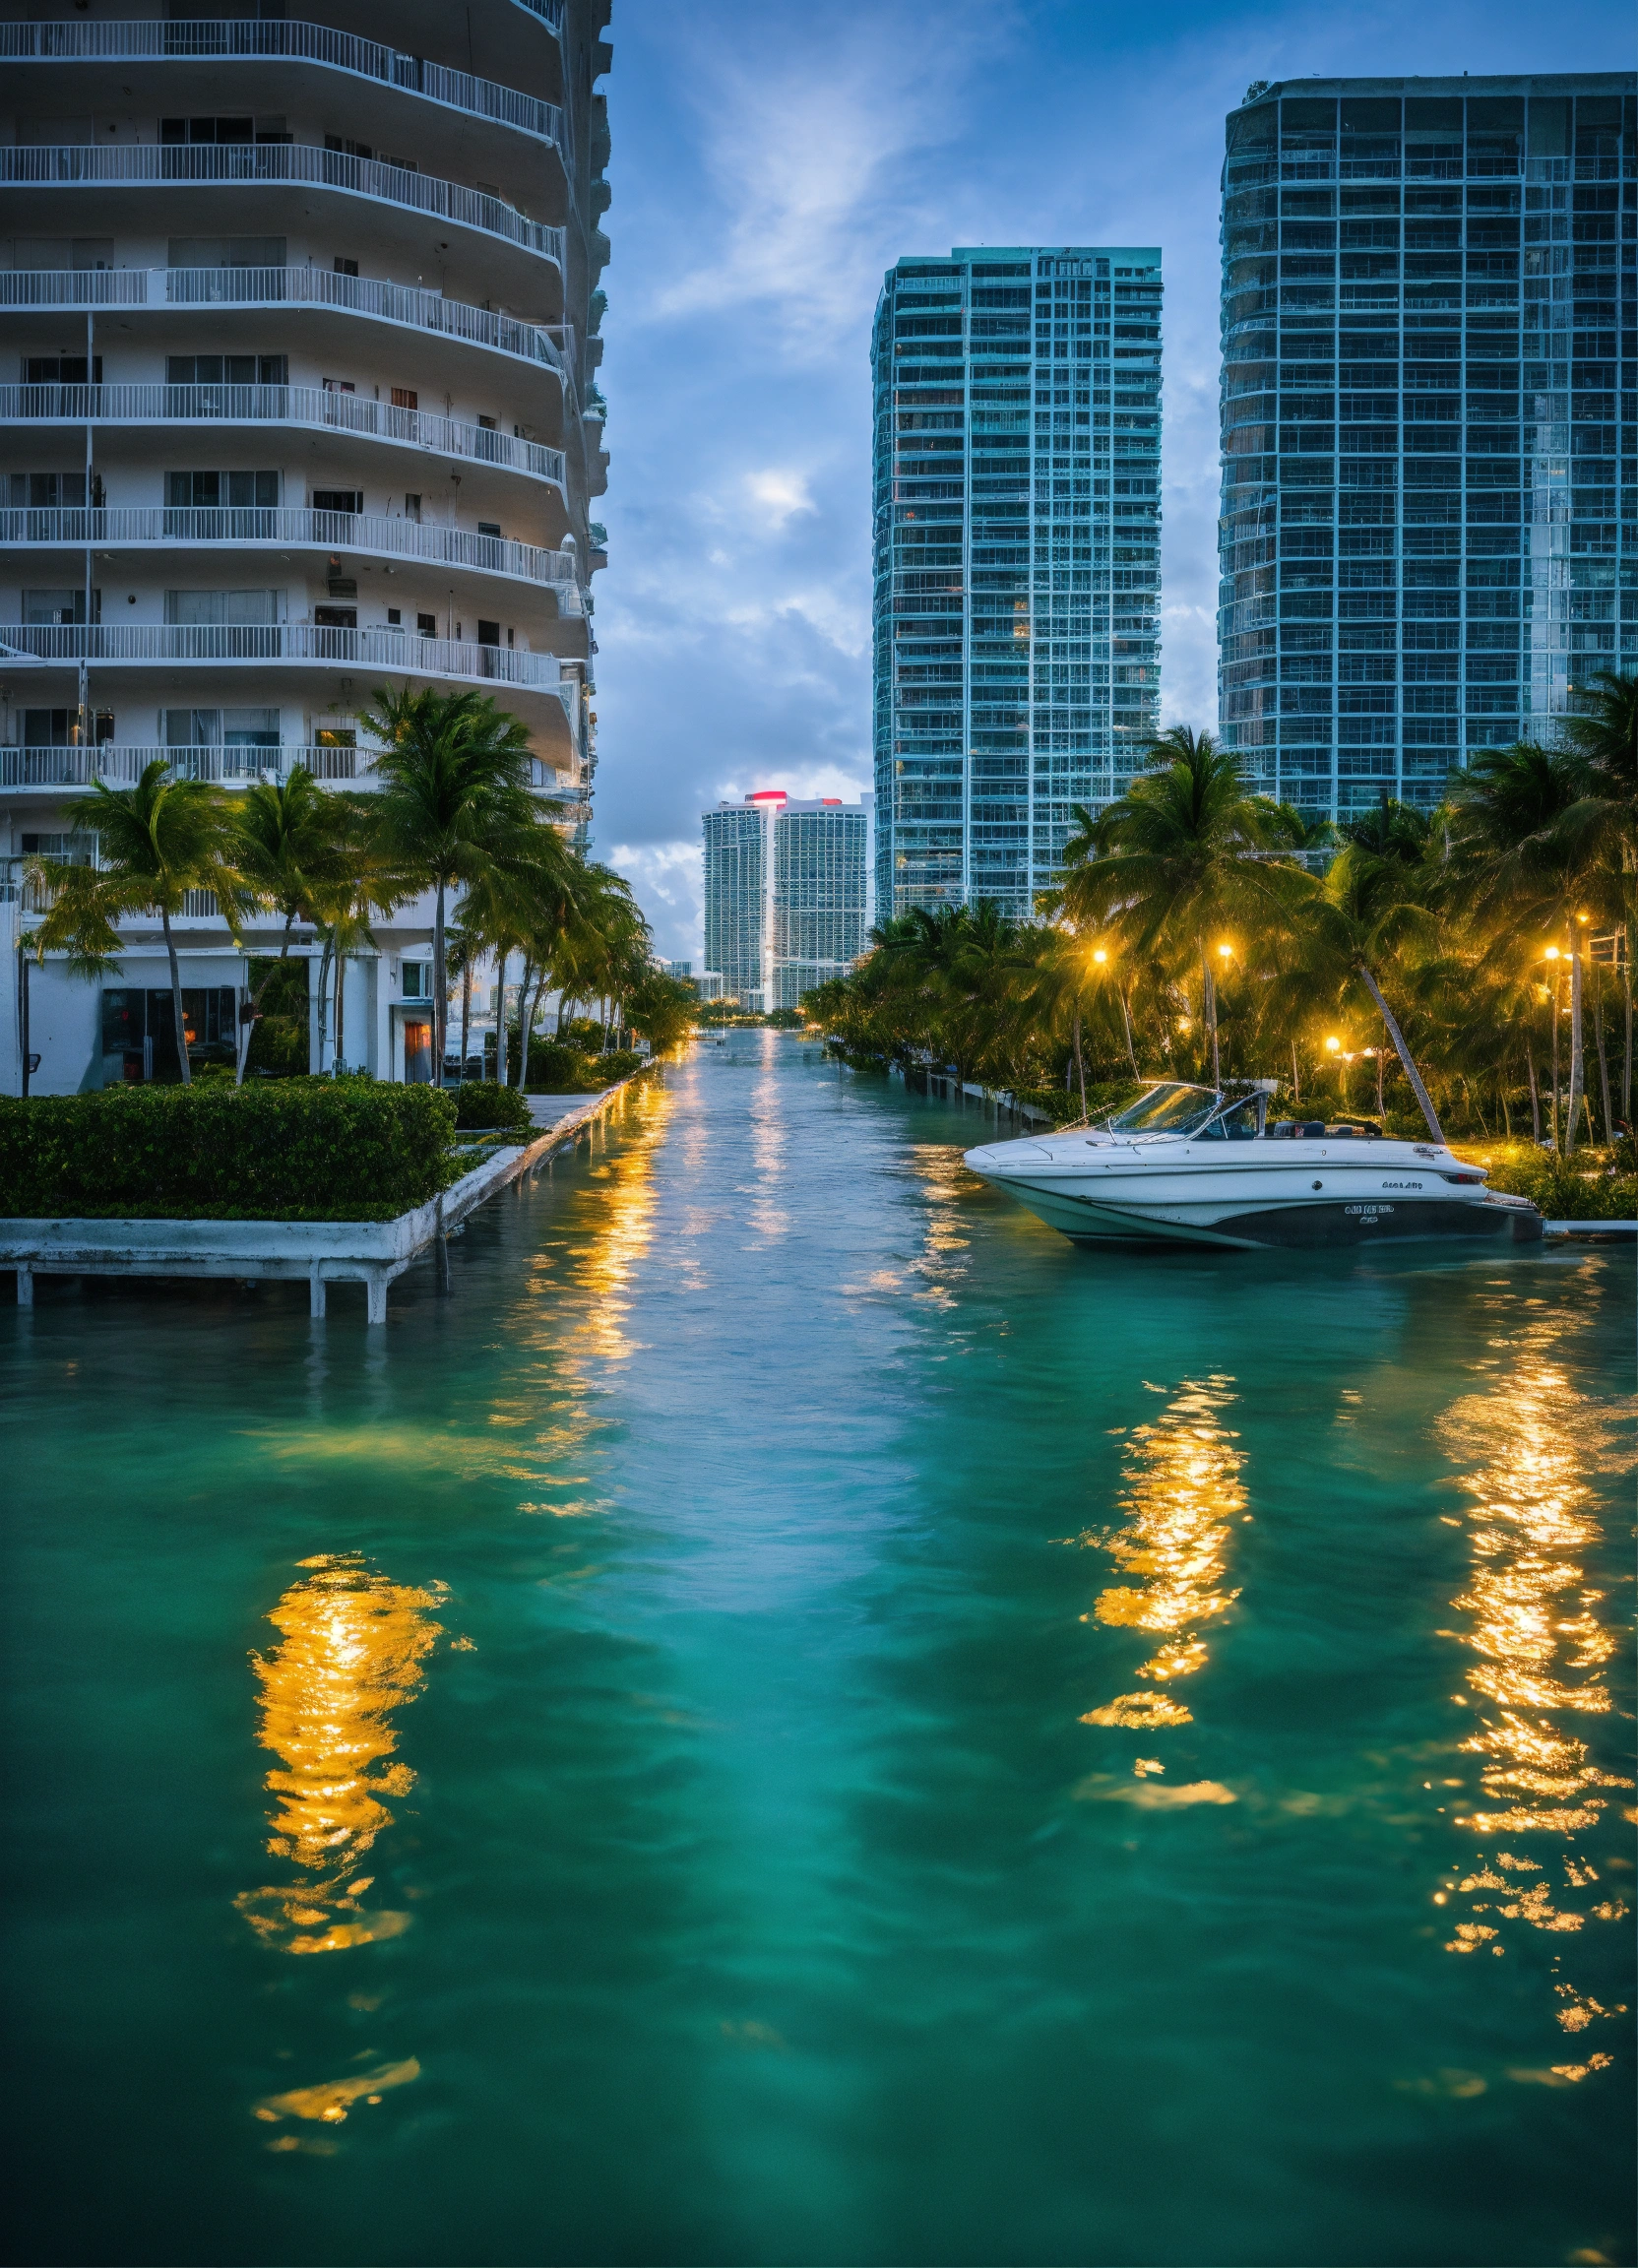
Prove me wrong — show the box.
[244,955,310,1078]
[452,1081,534,1135]
[519,1042,642,1093]
[0,1082,458,1221]
[1453,1141,1638,1222]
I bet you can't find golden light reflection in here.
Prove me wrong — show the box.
[1433,1290,1633,2052]
[1079,1377,1245,1732]
[549,1074,671,1368]
[903,1145,972,1309]
[236,1554,443,1956]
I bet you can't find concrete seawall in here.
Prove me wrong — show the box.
[3,1077,641,1323]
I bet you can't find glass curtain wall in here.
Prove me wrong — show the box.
[872,245,1164,921]
[1219,75,1635,819]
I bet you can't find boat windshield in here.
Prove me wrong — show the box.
[1106,1083,1220,1137]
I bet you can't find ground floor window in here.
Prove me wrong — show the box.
[100,986,237,1084]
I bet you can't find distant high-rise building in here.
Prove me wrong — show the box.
[871,245,1163,923]
[1218,74,1636,820]
[702,791,869,1011]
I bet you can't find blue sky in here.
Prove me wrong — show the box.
[591,0,1630,964]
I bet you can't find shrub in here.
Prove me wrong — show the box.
[520,1042,642,1094]
[1453,1139,1638,1221]
[0,1081,458,1221]
[452,1080,533,1135]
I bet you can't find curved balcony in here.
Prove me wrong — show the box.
[0,384,567,497]
[3,507,588,607]
[2,741,579,796]
[0,623,580,745]
[0,146,565,277]
[2,742,359,788]
[2,270,576,397]
[0,19,567,156]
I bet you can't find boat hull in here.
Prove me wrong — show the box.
[963,1144,1544,1251]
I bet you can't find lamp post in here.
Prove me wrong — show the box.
[1325,1034,1348,1111]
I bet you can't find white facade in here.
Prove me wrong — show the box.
[1,0,611,1094]
[702,789,868,1013]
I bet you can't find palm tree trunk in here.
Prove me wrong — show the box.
[1549,972,1561,1150]
[162,906,191,1087]
[1198,941,1220,1088]
[1622,933,1632,1125]
[315,935,333,1073]
[1593,969,1613,1145]
[460,960,472,1082]
[235,908,296,1086]
[433,876,448,1088]
[1118,982,1137,1077]
[1354,961,1444,1145]
[1290,1038,1300,1105]
[1564,941,1585,1159]
[1500,1075,1512,1138]
[494,947,509,1087]
[519,959,536,1089]
[1072,1001,1087,1120]
[334,945,346,1072]
[1375,1036,1385,1119]
[1526,1036,1541,1143]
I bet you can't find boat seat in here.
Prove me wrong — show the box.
[1300,1120,1327,1137]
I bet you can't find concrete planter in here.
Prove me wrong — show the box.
[3,1081,634,1322]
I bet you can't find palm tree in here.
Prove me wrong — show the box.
[1442,741,1597,1151]
[1058,727,1293,1087]
[1297,839,1445,1141]
[1555,669,1636,1123]
[359,686,538,1083]
[231,767,358,1084]
[27,759,249,1087]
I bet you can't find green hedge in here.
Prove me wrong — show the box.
[521,1043,641,1094]
[1454,1141,1638,1222]
[452,1080,533,1134]
[0,1080,458,1222]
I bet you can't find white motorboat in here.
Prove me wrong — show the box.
[963,1081,1543,1251]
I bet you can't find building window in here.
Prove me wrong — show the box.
[311,488,363,514]
[166,470,280,507]
[416,612,437,638]
[402,963,431,1000]
[392,388,418,410]
[476,619,500,647]
[166,353,286,385]
[405,493,422,521]
[333,256,359,277]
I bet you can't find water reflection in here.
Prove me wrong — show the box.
[236,1554,443,1956]
[1434,1283,1632,2072]
[1080,1376,1245,1732]
[905,1145,972,1310]
[547,1076,671,1370]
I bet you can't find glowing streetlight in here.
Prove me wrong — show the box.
[1324,1036,1341,1053]
[1093,947,1107,966]
[1217,942,1233,961]
[1543,945,1560,962]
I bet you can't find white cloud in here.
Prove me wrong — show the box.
[742,468,816,531]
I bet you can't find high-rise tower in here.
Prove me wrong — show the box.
[1,0,611,1091]
[1218,74,1635,819]
[703,790,868,1012]
[871,245,1163,924]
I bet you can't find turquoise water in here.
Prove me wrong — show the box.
[1,1031,1633,2268]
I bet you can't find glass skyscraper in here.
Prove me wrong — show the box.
[871,245,1163,921]
[703,791,869,1011]
[1218,74,1636,819]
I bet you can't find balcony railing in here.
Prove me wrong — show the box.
[0,271,575,387]
[0,146,565,268]
[0,383,567,489]
[3,743,581,791]
[0,19,567,155]
[0,623,580,711]
[2,506,586,597]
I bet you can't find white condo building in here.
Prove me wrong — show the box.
[1,0,611,1093]
[702,789,870,1013]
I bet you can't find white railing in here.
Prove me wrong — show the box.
[0,622,579,710]
[0,384,567,488]
[0,271,574,386]
[0,19,567,153]
[2,507,584,593]
[0,146,565,266]
[2,744,361,788]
